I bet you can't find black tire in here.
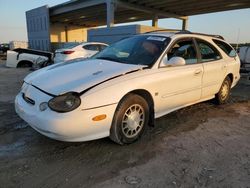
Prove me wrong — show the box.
[110,94,149,145]
[215,76,232,104]
[17,61,33,68]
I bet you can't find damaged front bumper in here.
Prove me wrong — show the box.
[15,83,117,142]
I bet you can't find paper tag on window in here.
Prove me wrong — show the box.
[147,36,166,41]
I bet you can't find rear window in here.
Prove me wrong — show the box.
[213,39,236,57]
[83,44,100,51]
[99,44,107,51]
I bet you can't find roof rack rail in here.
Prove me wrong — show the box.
[144,29,183,34]
[145,29,224,40]
[175,31,224,40]
[191,32,224,40]
[176,30,192,34]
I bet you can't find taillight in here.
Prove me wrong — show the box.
[61,50,74,55]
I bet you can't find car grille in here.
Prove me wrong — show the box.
[22,93,35,105]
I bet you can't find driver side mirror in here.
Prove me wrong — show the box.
[161,55,186,67]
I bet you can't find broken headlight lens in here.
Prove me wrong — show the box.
[48,92,81,113]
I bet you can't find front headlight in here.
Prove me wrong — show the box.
[48,92,81,113]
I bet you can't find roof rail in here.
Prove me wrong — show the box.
[145,29,224,40]
[176,31,224,40]
[191,32,224,40]
[176,30,192,34]
[144,29,183,34]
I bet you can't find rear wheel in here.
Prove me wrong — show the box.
[110,94,149,145]
[17,61,33,68]
[215,76,231,104]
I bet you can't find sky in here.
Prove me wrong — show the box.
[0,0,249,44]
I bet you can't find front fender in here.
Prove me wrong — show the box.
[79,71,156,110]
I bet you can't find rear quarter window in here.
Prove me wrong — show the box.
[213,39,237,57]
[83,45,99,51]
[99,44,107,51]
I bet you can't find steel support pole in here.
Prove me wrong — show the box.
[152,15,158,27]
[182,17,188,30]
[106,0,115,27]
[65,26,68,42]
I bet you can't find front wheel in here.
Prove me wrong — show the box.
[110,94,149,145]
[215,76,231,104]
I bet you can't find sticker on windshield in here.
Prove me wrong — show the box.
[147,36,166,42]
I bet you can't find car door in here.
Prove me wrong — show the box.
[195,38,226,98]
[155,38,203,116]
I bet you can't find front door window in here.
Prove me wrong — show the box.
[168,39,198,65]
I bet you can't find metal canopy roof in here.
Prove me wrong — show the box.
[49,0,250,27]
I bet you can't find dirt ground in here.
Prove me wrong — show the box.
[0,59,249,188]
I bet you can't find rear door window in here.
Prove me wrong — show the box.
[196,39,221,62]
[213,39,237,57]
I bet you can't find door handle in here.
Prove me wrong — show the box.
[194,69,202,75]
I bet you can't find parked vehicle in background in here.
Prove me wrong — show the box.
[15,31,240,144]
[6,48,53,68]
[0,43,10,54]
[54,42,108,63]
[9,41,28,50]
[239,46,250,71]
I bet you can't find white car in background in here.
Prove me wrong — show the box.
[15,31,240,144]
[54,42,108,63]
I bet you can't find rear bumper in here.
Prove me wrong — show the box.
[231,73,240,88]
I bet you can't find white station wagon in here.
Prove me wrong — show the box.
[15,31,240,144]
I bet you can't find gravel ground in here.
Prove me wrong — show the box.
[0,60,249,188]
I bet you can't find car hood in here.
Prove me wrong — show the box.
[24,59,145,96]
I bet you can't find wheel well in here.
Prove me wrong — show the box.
[127,89,155,127]
[227,73,233,83]
[17,60,33,68]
